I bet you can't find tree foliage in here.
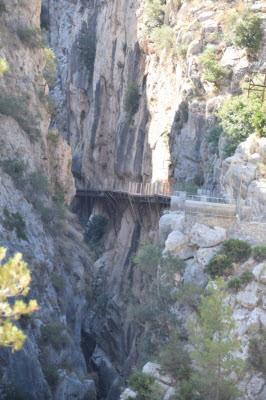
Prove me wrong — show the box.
[131,243,185,360]
[143,0,166,31]
[199,47,226,85]
[232,10,263,55]
[188,277,244,400]
[0,248,38,352]
[0,58,9,75]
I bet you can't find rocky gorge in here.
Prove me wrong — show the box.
[0,0,266,399]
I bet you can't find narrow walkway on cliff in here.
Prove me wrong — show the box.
[75,179,253,225]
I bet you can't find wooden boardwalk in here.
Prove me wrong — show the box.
[76,180,172,204]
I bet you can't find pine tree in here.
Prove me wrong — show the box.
[0,58,9,75]
[188,277,244,400]
[0,247,38,352]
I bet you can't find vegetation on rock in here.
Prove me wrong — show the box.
[206,239,251,278]
[2,208,28,241]
[224,9,264,55]
[124,84,140,115]
[0,92,41,141]
[199,47,226,85]
[128,372,159,400]
[252,246,266,262]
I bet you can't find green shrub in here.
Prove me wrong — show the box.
[161,252,185,274]
[42,364,59,387]
[231,10,263,55]
[199,47,226,85]
[39,322,69,350]
[85,215,108,245]
[221,239,251,263]
[27,170,50,195]
[2,208,27,241]
[176,283,204,312]
[132,243,162,277]
[0,156,26,187]
[227,277,242,291]
[34,199,65,223]
[174,380,200,400]
[17,27,45,49]
[43,48,57,89]
[253,246,266,262]
[252,110,266,137]
[239,271,253,283]
[47,130,60,146]
[206,125,223,154]
[176,44,188,60]
[248,335,266,374]
[0,58,8,75]
[128,372,159,400]
[159,334,192,380]
[143,0,166,31]
[216,93,260,156]
[227,271,253,291]
[39,91,57,117]
[124,84,139,115]
[151,25,175,54]
[205,254,232,278]
[0,92,41,141]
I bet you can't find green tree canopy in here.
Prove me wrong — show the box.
[0,58,9,75]
[0,248,38,352]
[188,277,244,400]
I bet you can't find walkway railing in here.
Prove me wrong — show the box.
[85,179,235,204]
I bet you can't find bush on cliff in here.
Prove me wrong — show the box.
[0,92,41,141]
[128,372,160,400]
[224,9,263,55]
[212,93,261,156]
[253,246,266,262]
[206,239,251,278]
[124,84,140,115]
[143,0,166,31]
[199,47,226,85]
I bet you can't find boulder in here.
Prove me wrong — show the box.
[197,11,214,22]
[221,47,245,67]
[54,375,96,400]
[246,307,262,333]
[233,308,250,336]
[164,230,193,260]
[120,388,137,400]
[183,259,208,287]
[196,245,221,266]
[159,213,185,244]
[202,20,218,33]
[190,223,227,248]
[142,362,172,386]
[163,387,175,400]
[187,39,202,55]
[236,282,260,310]
[252,263,266,283]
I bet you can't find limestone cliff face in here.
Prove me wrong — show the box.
[0,1,96,399]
